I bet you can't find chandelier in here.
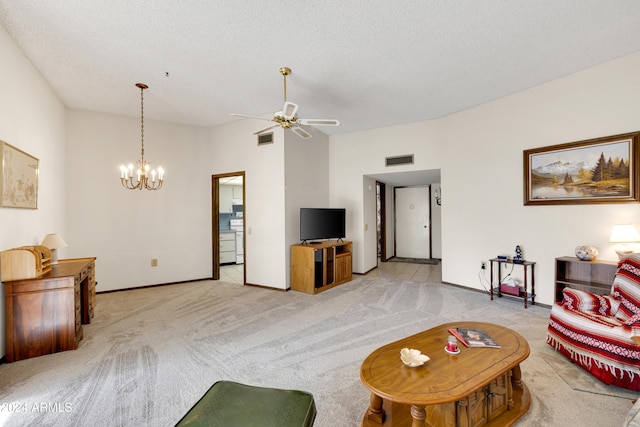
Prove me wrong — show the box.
[119,83,164,190]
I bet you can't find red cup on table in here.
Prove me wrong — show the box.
[447,335,458,352]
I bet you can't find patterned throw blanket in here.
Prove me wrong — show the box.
[547,255,640,391]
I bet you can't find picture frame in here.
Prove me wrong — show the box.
[524,132,640,205]
[1,141,39,209]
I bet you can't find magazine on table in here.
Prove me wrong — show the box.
[448,327,501,348]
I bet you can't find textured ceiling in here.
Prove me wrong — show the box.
[2,1,640,137]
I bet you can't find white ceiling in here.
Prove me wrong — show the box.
[2,1,640,138]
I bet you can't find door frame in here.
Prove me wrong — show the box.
[376,181,388,262]
[212,171,246,282]
[393,185,433,259]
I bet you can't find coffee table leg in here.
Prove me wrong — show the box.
[366,392,385,423]
[511,364,523,388]
[410,405,426,427]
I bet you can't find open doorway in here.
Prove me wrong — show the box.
[212,172,246,284]
[376,181,387,262]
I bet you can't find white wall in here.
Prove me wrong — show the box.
[66,109,212,291]
[330,121,443,273]
[284,127,330,286]
[208,120,289,289]
[330,51,640,305]
[0,24,67,356]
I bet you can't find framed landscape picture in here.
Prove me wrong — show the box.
[1,141,39,209]
[524,132,640,205]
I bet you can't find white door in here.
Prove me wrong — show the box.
[395,186,430,259]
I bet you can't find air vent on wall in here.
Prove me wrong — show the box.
[385,154,414,167]
[257,133,274,146]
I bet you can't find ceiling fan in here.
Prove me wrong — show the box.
[230,67,339,139]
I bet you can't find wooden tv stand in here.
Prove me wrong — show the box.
[290,240,352,294]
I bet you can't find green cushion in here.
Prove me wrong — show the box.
[175,381,316,427]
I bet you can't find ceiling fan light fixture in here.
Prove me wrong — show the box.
[229,66,340,140]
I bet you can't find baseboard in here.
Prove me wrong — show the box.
[96,278,213,294]
[441,280,551,309]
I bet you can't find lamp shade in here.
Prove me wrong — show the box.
[609,224,640,243]
[41,233,68,249]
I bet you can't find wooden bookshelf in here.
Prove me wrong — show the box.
[554,256,618,302]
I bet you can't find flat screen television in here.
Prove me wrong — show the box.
[300,208,346,242]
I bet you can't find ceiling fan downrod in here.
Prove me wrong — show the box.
[279,67,291,103]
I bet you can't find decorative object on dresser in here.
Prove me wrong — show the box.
[0,245,52,280]
[548,254,640,390]
[119,83,165,191]
[3,257,96,362]
[0,141,39,209]
[575,245,599,260]
[40,233,68,264]
[610,224,640,259]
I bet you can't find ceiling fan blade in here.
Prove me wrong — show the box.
[282,102,298,120]
[253,124,277,135]
[230,113,273,122]
[291,126,312,139]
[298,118,340,126]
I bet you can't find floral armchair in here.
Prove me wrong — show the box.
[547,254,640,390]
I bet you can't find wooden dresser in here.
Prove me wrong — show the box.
[3,257,96,362]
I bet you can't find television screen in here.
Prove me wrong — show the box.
[300,208,346,242]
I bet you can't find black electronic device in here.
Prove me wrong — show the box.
[300,208,346,243]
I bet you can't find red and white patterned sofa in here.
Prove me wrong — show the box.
[547,254,640,390]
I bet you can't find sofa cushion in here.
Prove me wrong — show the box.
[561,287,620,317]
[613,255,640,321]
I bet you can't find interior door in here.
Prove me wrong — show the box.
[395,186,430,259]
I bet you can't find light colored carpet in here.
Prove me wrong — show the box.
[0,275,637,426]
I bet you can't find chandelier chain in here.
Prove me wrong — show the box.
[140,84,144,162]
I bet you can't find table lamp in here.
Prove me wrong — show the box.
[609,224,640,259]
[41,233,68,265]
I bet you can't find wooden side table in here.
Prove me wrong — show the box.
[489,259,536,308]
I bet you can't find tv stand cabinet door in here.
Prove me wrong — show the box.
[291,245,316,293]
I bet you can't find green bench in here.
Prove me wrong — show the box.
[175,381,316,427]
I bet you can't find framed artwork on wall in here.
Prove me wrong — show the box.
[1,141,39,209]
[524,132,640,205]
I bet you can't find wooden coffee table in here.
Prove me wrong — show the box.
[360,322,530,427]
